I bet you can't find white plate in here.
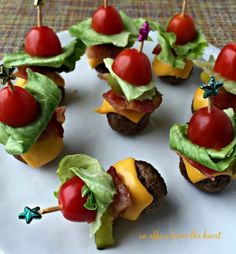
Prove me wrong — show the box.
[0,31,235,254]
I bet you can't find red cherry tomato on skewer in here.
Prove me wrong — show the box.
[187,107,234,150]
[112,49,152,86]
[58,176,97,223]
[214,42,236,81]
[0,86,40,127]
[92,6,123,35]
[24,26,63,57]
[167,14,196,45]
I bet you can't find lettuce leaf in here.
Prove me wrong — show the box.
[104,58,156,101]
[3,39,86,73]
[69,11,155,47]
[57,154,116,237]
[0,69,61,155]
[155,24,208,69]
[194,56,236,95]
[169,108,236,171]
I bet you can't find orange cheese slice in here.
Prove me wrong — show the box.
[113,157,153,221]
[21,135,63,168]
[192,87,208,112]
[152,58,193,79]
[96,99,145,123]
[182,158,233,184]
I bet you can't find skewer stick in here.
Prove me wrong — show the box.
[37,4,42,27]
[39,205,63,215]
[200,76,224,114]
[104,0,108,8]
[8,80,15,92]
[19,205,62,224]
[208,97,213,113]
[181,0,187,16]
[34,0,43,27]
[138,41,144,53]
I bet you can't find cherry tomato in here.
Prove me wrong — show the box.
[214,42,236,81]
[167,14,196,45]
[112,49,152,86]
[0,86,40,127]
[92,6,123,35]
[24,26,63,57]
[187,106,234,150]
[58,176,97,223]
[213,87,236,112]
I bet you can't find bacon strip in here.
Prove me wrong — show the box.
[55,107,65,124]
[103,90,162,113]
[86,45,123,59]
[38,107,65,140]
[108,166,132,218]
[152,44,162,55]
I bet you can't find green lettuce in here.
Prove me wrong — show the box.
[154,24,208,69]
[2,39,86,73]
[57,154,116,237]
[104,58,156,101]
[0,69,61,155]
[169,108,236,172]
[69,11,156,48]
[194,56,236,95]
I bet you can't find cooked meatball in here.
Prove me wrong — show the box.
[106,113,150,135]
[95,63,109,74]
[14,155,26,164]
[86,44,124,73]
[179,157,231,193]
[159,75,188,85]
[135,160,167,214]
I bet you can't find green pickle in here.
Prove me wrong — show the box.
[107,75,123,95]
[95,208,114,249]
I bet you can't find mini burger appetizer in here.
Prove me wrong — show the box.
[193,42,236,112]
[152,0,208,84]
[96,22,162,135]
[69,0,155,73]
[3,1,86,96]
[169,77,236,193]
[0,65,65,168]
[18,154,167,249]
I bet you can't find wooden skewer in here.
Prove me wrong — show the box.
[104,0,108,8]
[39,205,63,215]
[8,80,15,92]
[208,97,212,113]
[181,0,187,16]
[37,4,42,27]
[138,41,144,53]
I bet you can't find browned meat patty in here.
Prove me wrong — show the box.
[179,157,231,193]
[95,63,109,74]
[159,75,188,85]
[135,160,167,214]
[14,155,26,164]
[106,113,150,135]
